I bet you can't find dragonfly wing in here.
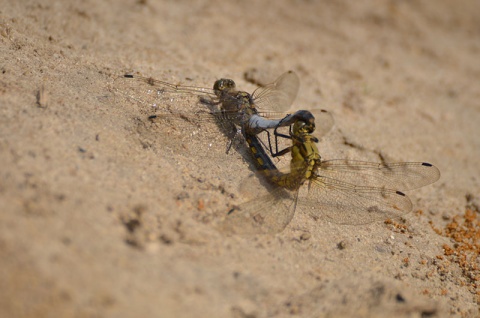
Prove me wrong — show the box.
[116,74,217,97]
[318,160,440,191]
[113,74,218,113]
[310,109,334,139]
[220,186,297,235]
[252,71,300,112]
[296,177,413,225]
[113,75,243,156]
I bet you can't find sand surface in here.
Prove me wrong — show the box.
[1,0,479,317]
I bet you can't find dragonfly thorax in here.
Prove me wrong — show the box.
[236,91,256,111]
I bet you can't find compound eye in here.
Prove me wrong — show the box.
[213,79,224,91]
[226,79,235,89]
[307,123,316,133]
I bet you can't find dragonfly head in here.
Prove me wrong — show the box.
[292,118,316,137]
[213,79,236,96]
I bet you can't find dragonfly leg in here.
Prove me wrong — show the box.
[225,126,244,154]
[263,129,292,158]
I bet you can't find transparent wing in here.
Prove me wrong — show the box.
[312,109,335,139]
[114,74,218,102]
[296,177,413,225]
[220,189,297,235]
[219,174,297,235]
[252,71,300,112]
[220,168,418,232]
[224,160,439,229]
[294,160,440,225]
[113,74,241,155]
[318,160,441,191]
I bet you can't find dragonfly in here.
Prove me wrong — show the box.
[221,110,441,234]
[113,70,313,155]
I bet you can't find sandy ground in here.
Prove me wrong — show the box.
[1,0,480,317]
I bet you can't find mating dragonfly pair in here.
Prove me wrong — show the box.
[114,71,440,234]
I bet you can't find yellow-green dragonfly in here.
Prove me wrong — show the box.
[222,111,441,234]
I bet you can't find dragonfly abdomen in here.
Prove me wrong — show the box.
[244,133,302,190]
